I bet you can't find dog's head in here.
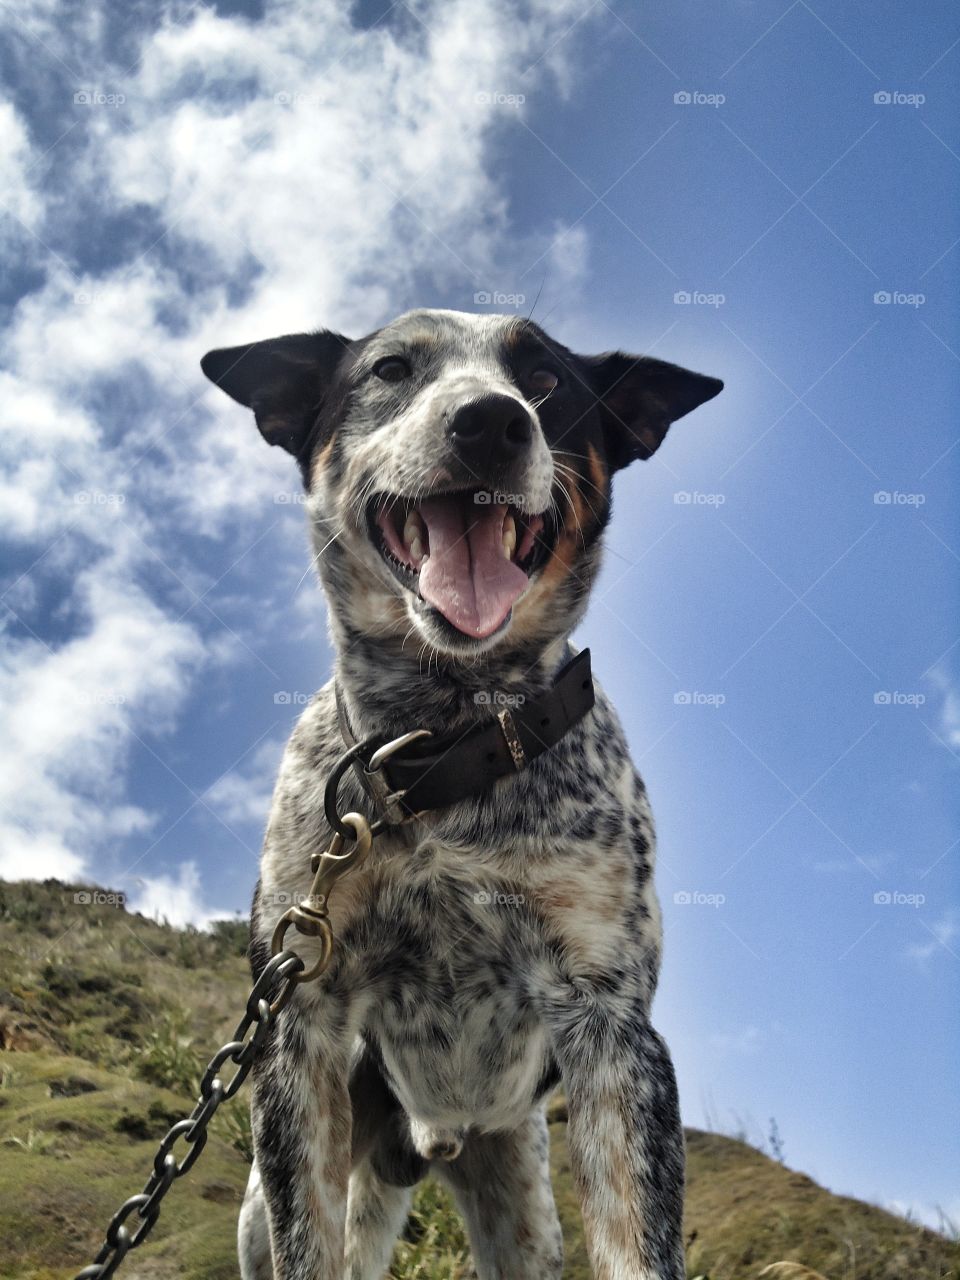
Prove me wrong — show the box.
[202,309,721,660]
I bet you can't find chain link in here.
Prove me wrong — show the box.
[73,950,304,1280]
[74,734,412,1278]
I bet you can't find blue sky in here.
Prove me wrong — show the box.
[1,0,957,1230]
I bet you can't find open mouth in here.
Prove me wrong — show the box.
[368,490,551,640]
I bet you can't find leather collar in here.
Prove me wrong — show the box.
[334,648,595,824]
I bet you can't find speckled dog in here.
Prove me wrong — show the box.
[202,309,722,1280]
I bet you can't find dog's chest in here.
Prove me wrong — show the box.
[337,845,554,1127]
[259,695,656,1125]
[368,937,551,1130]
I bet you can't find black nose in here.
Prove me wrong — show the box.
[445,393,534,465]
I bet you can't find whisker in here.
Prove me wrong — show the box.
[528,386,557,413]
[525,279,545,324]
[550,472,589,547]
[553,462,603,529]
[553,455,609,501]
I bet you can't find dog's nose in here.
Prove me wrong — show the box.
[445,393,533,465]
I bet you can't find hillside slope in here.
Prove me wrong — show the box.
[0,879,955,1280]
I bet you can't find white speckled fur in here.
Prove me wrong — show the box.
[206,309,720,1279]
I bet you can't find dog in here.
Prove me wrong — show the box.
[201,308,722,1280]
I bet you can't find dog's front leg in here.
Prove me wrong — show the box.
[251,996,352,1279]
[545,989,685,1280]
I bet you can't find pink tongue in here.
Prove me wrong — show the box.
[418,498,529,638]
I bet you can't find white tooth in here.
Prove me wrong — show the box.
[403,511,425,548]
[409,535,424,562]
[502,514,517,560]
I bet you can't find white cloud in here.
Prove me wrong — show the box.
[0,0,592,895]
[926,667,960,750]
[905,910,960,963]
[126,860,232,930]
[0,565,205,880]
[204,736,285,830]
[0,100,43,238]
[99,0,585,339]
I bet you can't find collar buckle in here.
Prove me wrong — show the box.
[367,728,432,772]
[496,708,527,771]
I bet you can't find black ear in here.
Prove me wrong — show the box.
[585,352,723,470]
[201,330,351,456]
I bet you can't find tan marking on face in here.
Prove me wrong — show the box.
[401,329,442,348]
[509,457,600,640]
[313,434,337,475]
[586,443,608,505]
[509,517,580,640]
[345,583,409,637]
[503,317,529,350]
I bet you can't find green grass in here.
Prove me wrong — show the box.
[1,877,958,1280]
[390,1180,473,1279]
[0,1050,243,1280]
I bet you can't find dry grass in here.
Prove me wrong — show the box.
[1,878,957,1280]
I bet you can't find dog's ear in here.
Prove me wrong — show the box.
[584,352,723,470]
[201,331,351,456]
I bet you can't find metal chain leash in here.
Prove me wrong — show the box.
[74,949,305,1279]
[73,727,425,1278]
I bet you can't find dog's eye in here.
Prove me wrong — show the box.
[528,368,559,395]
[373,357,412,383]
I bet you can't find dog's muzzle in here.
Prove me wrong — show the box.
[444,392,534,470]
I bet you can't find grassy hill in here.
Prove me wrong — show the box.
[0,878,955,1280]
